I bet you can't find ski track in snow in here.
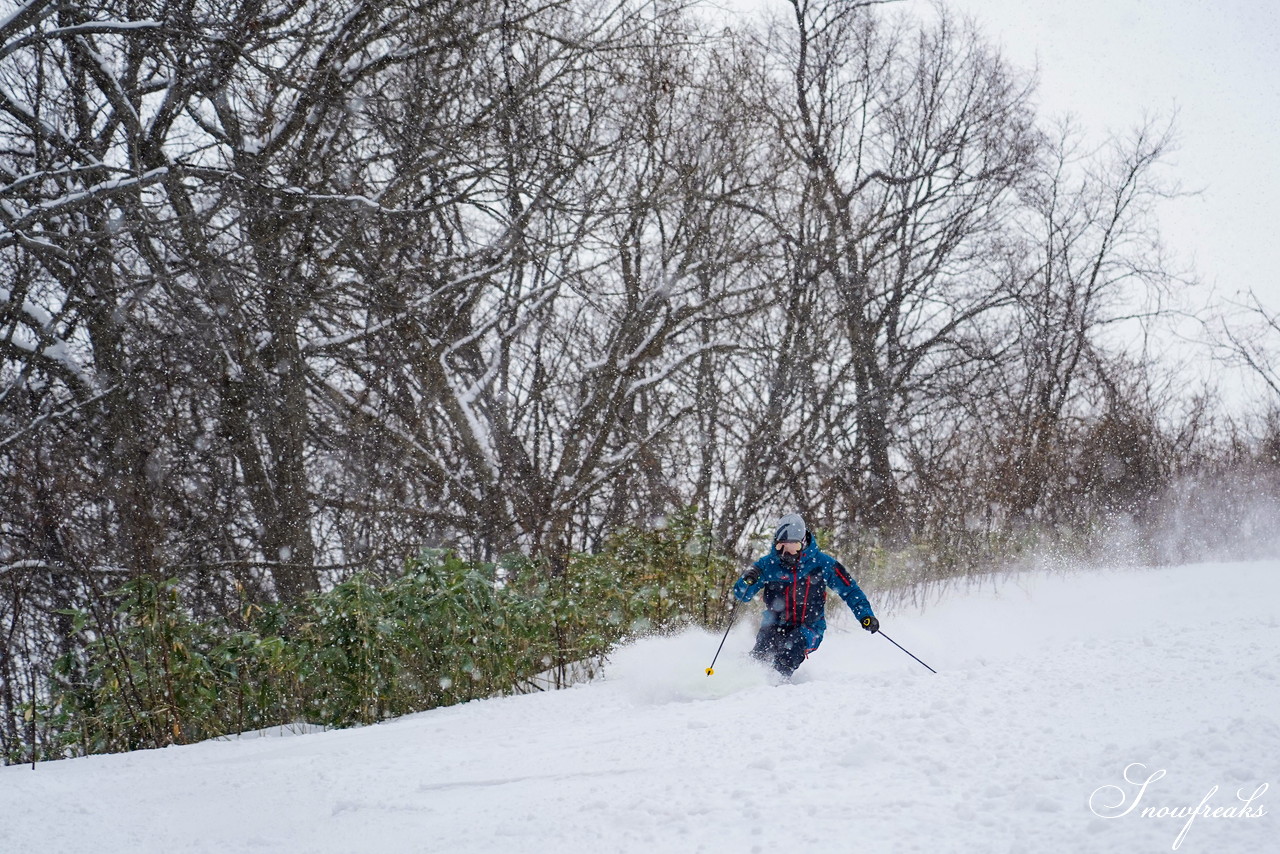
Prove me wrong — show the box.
[3,560,1278,854]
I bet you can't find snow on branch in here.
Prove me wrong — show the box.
[0,385,115,451]
[0,19,163,64]
[0,559,130,578]
[300,259,509,356]
[70,34,143,135]
[0,286,97,393]
[2,167,169,231]
[0,0,57,45]
[625,338,739,397]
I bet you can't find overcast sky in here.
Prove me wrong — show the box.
[938,0,1280,317]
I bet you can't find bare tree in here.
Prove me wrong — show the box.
[1217,290,1280,404]
[989,117,1182,521]
[723,1,1039,540]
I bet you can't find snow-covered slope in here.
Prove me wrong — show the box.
[4,560,1278,854]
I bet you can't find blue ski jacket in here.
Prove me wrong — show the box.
[732,533,874,655]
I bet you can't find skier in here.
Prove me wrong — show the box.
[733,513,878,679]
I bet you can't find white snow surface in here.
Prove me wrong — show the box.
[3,560,1278,853]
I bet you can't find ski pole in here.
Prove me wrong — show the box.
[877,630,936,674]
[704,602,740,676]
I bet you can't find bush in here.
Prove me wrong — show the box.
[28,512,733,761]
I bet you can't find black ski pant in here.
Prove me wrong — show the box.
[751,622,807,678]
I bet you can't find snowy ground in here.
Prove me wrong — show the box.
[3,560,1278,854]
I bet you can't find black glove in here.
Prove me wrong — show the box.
[861,615,880,633]
[742,567,760,585]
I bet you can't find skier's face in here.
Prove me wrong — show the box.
[776,540,803,556]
